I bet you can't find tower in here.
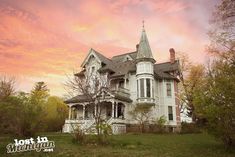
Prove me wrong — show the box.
[136,24,156,103]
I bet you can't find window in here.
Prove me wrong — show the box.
[168,106,173,120]
[146,79,151,97]
[137,80,139,98]
[140,79,145,97]
[91,66,95,74]
[119,80,124,88]
[166,82,172,97]
[152,80,154,97]
[138,78,154,98]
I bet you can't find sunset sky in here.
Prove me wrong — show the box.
[0,0,220,97]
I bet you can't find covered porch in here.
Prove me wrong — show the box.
[67,101,126,121]
[63,87,132,134]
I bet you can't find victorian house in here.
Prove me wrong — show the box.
[63,27,181,134]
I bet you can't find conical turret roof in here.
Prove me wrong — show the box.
[136,28,155,63]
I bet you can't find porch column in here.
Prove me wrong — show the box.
[112,102,114,118]
[83,105,85,120]
[69,105,72,120]
[77,107,79,119]
[124,78,127,88]
[115,103,118,118]
[94,105,97,116]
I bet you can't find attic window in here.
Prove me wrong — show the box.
[126,57,129,61]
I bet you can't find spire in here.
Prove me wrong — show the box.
[136,21,155,63]
[142,20,145,30]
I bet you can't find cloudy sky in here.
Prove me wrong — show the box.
[0,0,220,96]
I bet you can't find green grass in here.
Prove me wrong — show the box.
[0,133,234,157]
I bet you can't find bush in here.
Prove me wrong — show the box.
[180,122,201,134]
[72,126,86,144]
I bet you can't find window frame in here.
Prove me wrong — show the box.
[166,82,172,97]
[140,78,145,97]
[146,78,151,98]
[168,106,173,121]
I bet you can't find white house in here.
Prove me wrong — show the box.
[63,27,181,134]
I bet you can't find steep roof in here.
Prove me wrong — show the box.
[136,29,155,63]
[111,51,137,62]
[92,49,112,66]
[81,48,112,68]
[154,60,179,72]
[98,59,179,80]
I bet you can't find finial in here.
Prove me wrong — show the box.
[142,20,145,30]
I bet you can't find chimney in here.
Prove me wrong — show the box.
[136,44,139,51]
[169,48,175,64]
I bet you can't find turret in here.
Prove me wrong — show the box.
[136,25,155,103]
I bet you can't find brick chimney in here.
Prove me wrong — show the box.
[136,44,139,51]
[169,48,175,64]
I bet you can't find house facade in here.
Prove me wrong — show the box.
[63,27,181,134]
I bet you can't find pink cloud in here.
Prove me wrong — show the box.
[0,0,219,96]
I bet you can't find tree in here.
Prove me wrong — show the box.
[129,103,153,133]
[21,82,49,136]
[209,0,235,64]
[44,96,68,131]
[0,95,25,135]
[0,76,15,100]
[31,81,49,100]
[177,53,205,122]
[194,60,235,147]
[65,70,111,142]
[194,0,235,147]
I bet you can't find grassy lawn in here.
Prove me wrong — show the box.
[0,133,234,157]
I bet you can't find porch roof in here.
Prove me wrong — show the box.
[64,95,91,104]
[65,92,132,104]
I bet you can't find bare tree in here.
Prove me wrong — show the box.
[0,76,16,100]
[65,70,111,138]
[129,103,153,133]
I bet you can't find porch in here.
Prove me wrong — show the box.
[63,101,128,134]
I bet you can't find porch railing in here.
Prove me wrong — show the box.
[111,87,130,98]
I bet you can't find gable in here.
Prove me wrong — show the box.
[81,49,102,68]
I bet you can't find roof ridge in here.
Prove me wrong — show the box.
[154,61,171,66]
[154,60,179,66]
[112,51,137,58]
[92,48,113,61]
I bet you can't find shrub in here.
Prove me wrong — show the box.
[180,122,201,134]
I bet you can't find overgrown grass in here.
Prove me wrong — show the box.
[0,133,234,157]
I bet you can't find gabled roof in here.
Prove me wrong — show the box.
[98,59,179,80]
[136,29,155,63]
[154,60,179,72]
[81,48,112,68]
[92,49,112,65]
[78,28,179,80]
[111,51,137,62]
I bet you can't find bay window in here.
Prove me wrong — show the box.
[137,78,154,99]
